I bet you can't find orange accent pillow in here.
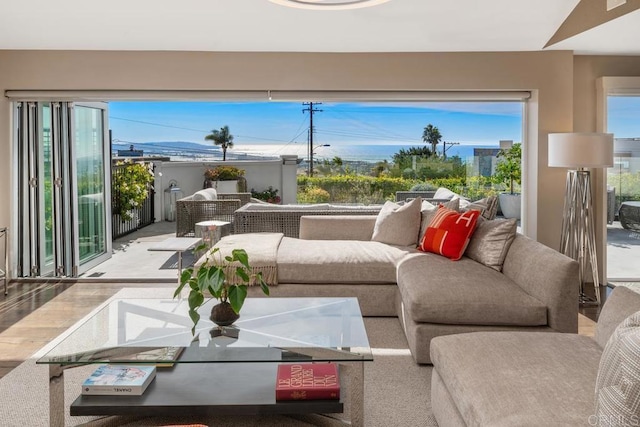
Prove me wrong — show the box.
[418,206,481,260]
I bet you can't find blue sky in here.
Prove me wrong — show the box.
[608,96,640,137]
[107,101,525,149]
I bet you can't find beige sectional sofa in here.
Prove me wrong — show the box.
[238,208,579,364]
[430,286,640,426]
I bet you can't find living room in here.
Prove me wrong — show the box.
[1,1,640,426]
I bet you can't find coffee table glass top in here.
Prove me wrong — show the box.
[36,297,372,365]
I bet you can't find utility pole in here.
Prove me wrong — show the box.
[443,141,460,159]
[303,102,322,176]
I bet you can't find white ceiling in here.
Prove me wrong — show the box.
[0,0,638,55]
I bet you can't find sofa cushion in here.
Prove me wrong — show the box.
[372,198,421,246]
[397,253,547,326]
[430,332,602,426]
[418,207,480,261]
[462,195,499,220]
[277,237,414,284]
[465,218,518,271]
[192,188,218,201]
[595,310,640,425]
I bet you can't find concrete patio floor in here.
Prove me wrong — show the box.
[80,221,195,282]
[82,219,640,283]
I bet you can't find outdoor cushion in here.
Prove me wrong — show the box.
[431,331,601,426]
[433,187,471,209]
[465,217,518,271]
[372,198,422,246]
[192,188,218,201]
[418,207,480,261]
[397,252,547,326]
[277,237,414,284]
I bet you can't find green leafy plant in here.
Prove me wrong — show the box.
[493,143,522,194]
[205,125,234,161]
[204,165,245,181]
[174,247,269,334]
[112,160,154,221]
[251,186,281,204]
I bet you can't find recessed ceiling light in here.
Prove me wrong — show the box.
[269,0,391,10]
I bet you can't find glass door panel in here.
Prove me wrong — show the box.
[606,95,640,281]
[74,104,108,267]
[40,103,55,274]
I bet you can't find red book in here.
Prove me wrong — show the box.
[276,363,340,401]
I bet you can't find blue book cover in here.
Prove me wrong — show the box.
[82,365,156,395]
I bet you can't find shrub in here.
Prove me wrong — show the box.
[112,160,154,221]
[251,186,281,204]
[297,186,331,204]
[410,182,437,191]
[204,165,245,181]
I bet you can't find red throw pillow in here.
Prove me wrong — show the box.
[418,206,481,260]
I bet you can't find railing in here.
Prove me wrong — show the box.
[111,162,155,239]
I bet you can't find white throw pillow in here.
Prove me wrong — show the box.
[433,187,470,209]
[192,188,218,201]
[372,197,422,246]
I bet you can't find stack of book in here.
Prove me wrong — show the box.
[82,365,156,396]
[275,363,340,401]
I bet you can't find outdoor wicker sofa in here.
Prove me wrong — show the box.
[233,203,383,238]
[176,192,251,237]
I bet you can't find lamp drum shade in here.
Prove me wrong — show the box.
[548,132,614,168]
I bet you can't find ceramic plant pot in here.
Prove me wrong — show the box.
[210,301,240,327]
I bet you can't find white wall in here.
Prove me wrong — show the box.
[154,157,299,220]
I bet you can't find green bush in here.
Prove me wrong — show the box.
[297,186,331,204]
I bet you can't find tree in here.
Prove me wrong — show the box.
[392,146,432,170]
[494,143,522,194]
[422,124,442,157]
[205,125,234,161]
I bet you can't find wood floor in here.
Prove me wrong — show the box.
[0,280,599,381]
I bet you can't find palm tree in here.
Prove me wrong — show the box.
[205,125,234,161]
[422,124,442,157]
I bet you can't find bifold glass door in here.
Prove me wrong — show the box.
[15,101,111,277]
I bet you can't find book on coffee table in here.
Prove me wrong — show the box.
[132,346,184,367]
[276,363,340,401]
[81,365,156,395]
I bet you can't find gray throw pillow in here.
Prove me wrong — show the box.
[372,197,422,246]
[595,310,640,426]
[465,218,517,271]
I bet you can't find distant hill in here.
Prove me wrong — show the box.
[112,141,220,155]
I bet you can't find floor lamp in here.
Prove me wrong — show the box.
[548,133,614,305]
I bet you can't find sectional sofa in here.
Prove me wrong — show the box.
[232,197,579,364]
[430,286,640,426]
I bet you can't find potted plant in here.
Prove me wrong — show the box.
[493,143,522,219]
[203,165,245,193]
[174,247,269,335]
[251,186,281,204]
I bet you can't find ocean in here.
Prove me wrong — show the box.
[221,143,497,163]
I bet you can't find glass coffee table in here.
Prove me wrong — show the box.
[37,297,373,427]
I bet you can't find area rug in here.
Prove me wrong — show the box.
[0,288,438,427]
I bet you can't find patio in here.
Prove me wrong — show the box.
[82,218,640,284]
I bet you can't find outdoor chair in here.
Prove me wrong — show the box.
[176,192,251,237]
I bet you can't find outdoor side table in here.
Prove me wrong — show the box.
[619,201,640,231]
[195,220,231,250]
[148,237,202,282]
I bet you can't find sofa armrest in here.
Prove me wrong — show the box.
[501,234,579,333]
[299,215,377,241]
[595,286,640,348]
